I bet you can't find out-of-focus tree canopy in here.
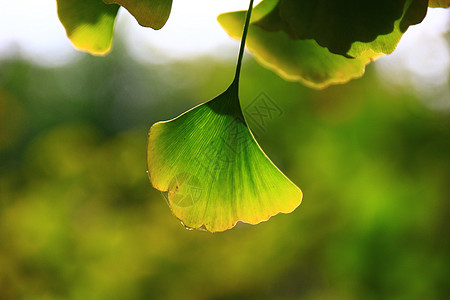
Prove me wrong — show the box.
[0,44,448,298]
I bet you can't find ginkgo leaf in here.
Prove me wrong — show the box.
[57,0,172,55]
[218,0,427,88]
[218,2,381,89]
[255,0,428,57]
[351,0,427,57]
[147,81,302,232]
[148,0,301,232]
[57,0,120,55]
[428,0,450,8]
[103,0,172,29]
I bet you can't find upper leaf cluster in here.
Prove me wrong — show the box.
[56,0,446,87]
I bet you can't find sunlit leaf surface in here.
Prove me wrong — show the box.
[218,0,427,88]
[57,0,119,55]
[104,0,172,29]
[218,3,379,88]
[147,82,302,232]
[255,0,428,57]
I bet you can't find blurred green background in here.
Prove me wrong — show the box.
[0,38,449,299]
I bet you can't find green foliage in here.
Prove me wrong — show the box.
[147,0,300,232]
[51,0,448,230]
[0,49,449,299]
[255,0,428,57]
[148,82,301,232]
[54,0,443,88]
[219,0,428,88]
[218,6,380,88]
[103,0,172,29]
[56,0,120,55]
[57,0,172,55]
[2,0,450,296]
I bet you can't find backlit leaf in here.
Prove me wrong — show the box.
[57,0,119,55]
[218,4,380,88]
[218,0,427,88]
[255,0,428,57]
[103,0,172,29]
[147,82,302,232]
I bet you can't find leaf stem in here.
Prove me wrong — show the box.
[233,0,254,84]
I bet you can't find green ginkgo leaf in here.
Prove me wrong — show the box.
[218,1,381,88]
[147,0,302,232]
[218,0,426,88]
[103,0,172,29]
[255,0,428,57]
[57,0,172,55]
[56,0,120,55]
[147,83,302,232]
